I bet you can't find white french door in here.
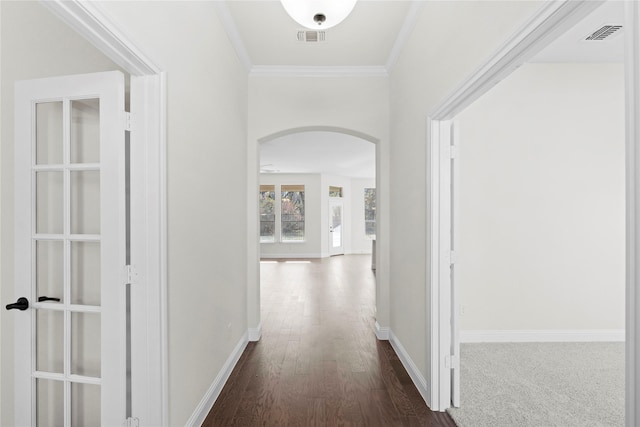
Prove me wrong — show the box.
[11,71,127,426]
[329,198,344,256]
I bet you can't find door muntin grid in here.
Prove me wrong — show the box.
[32,97,102,425]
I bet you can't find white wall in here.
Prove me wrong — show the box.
[0,2,124,424]
[260,174,374,258]
[92,2,250,425]
[390,0,543,396]
[457,63,625,335]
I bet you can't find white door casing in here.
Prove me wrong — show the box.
[427,0,613,414]
[14,71,127,426]
[450,122,461,408]
[37,2,168,425]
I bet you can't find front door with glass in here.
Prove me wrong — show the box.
[329,199,344,256]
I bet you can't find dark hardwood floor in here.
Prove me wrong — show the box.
[203,255,456,426]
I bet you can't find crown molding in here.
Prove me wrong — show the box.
[215,0,422,77]
[250,65,388,78]
[386,1,424,73]
[212,1,253,73]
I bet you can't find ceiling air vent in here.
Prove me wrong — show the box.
[585,25,623,41]
[297,30,326,43]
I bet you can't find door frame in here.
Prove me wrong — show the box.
[425,0,637,415]
[41,1,168,424]
[328,197,345,256]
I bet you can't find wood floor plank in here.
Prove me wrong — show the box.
[204,255,456,426]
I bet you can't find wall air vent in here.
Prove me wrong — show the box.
[585,25,623,41]
[297,30,326,43]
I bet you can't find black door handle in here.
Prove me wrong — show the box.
[6,297,29,311]
[38,296,61,302]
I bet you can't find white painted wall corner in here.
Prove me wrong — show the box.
[248,322,262,342]
[184,332,248,427]
[375,321,389,340]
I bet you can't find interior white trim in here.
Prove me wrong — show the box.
[427,0,606,413]
[250,65,388,78]
[430,1,604,121]
[213,0,423,77]
[39,0,160,75]
[158,70,170,427]
[389,330,429,406]
[345,250,372,255]
[625,2,640,425]
[374,321,389,340]
[460,329,626,343]
[248,322,263,342]
[259,126,379,145]
[212,1,253,73]
[385,1,424,72]
[40,1,168,424]
[184,333,249,427]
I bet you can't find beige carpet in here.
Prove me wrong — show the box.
[447,342,624,427]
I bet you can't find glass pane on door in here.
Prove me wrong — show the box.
[36,310,64,373]
[36,102,63,166]
[36,172,64,235]
[70,171,100,235]
[331,205,342,248]
[70,242,101,306]
[71,383,101,426]
[36,379,64,427]
[70,99,100,164]
[71,312,101,378]
[36,240,64,303]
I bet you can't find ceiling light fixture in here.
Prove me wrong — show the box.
[280,0,357,30]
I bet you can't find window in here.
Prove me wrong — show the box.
[259,185,275,243]
[329,186,343,198]
[281,185,305,241]
[364,188,376,239]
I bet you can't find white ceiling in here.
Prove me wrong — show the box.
[235,0,623,177]
[260,131,375,178]
[530,1,624,63]
[222,1,417,72]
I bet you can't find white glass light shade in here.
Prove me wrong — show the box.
[280,0,358,30]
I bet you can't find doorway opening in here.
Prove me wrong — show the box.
[449,60,625,426]
[3,2,168,424]
[254,127,381,339]
[429,1,638,425]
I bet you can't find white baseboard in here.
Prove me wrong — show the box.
[460,329,625,343]
[345,250,372,255]
[375,321,389,340]
[248,322,262,342]
[185,332,248,427]
[389,330,429,407]
[260,253,322,259]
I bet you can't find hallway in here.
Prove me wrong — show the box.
[203,255,456,426]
